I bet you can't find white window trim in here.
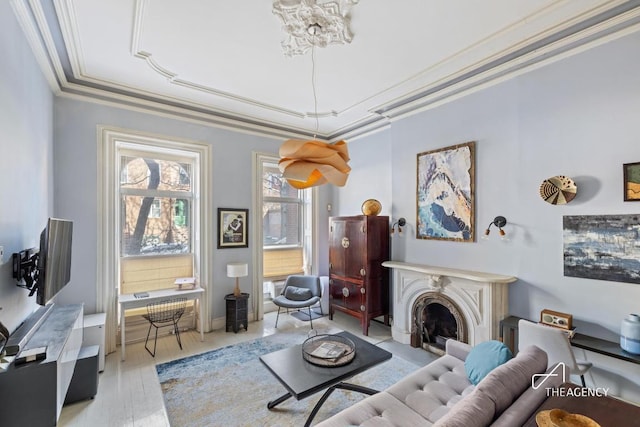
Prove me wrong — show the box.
[98,126,213,354]
[252,152,318,320]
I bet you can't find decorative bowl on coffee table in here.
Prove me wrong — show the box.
[302,333,356,367]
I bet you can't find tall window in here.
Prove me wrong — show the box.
[260,157,311,308]
[118,148,198,328]
[99,127,211,353]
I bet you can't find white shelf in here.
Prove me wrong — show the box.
[84,313,106,372]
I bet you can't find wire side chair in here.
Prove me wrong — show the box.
[142,297,187,357]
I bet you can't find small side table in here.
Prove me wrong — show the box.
[522,383,640,427]
[500,315,523,355]
[225,293,249,333]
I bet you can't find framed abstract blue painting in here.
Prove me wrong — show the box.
[564,214,640,284]
[416,141,475,242]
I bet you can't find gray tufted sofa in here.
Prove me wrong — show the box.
[315,340,561,427]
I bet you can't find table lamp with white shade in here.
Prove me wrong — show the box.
[227,262,248,297]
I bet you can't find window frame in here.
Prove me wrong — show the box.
[98,127,213,354]
[253,152,317,318]
[262,160,305,249]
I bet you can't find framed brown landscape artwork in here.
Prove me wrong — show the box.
[218,208,248,248]
[416,141,475,242]
[624,162,640,201]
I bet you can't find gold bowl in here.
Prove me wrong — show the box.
[361,199,382,216]
[536,409,601,427]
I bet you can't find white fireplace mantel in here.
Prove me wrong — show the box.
[382,261,517,346]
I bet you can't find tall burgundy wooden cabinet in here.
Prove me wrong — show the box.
[328,215,390,336]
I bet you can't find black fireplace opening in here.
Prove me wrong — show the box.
[421,302,459,351]
[411,293,467,352]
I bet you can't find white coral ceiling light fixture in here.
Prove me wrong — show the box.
[272,0,357,57]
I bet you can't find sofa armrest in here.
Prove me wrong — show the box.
[446,339,472,362]
[490,363,569,427]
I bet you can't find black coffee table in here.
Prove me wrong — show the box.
[259,330,392,427]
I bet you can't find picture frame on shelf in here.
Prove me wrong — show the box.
[623,162,640,201]
[416,141,475,242]
[540,309,573,330]
[218,208,249,248]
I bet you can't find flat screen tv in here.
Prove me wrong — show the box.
[36,218,73,305]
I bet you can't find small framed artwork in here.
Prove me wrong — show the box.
[623,162,640,201]
[540,309,573,330]
[217,208,248,249]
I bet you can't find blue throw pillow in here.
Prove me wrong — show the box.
[465,340,513,385]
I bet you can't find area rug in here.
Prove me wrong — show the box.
[156,331,419,426]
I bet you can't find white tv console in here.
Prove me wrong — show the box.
[0,304,83,426]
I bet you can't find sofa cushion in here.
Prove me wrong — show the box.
[432,389,496,427]
[476,344,548,415]
[387,354,473,423]
[314,391,430,427]
[465,340,513,385]
[283,285,312,301]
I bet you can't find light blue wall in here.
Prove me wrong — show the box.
[341,31,640,339]
[52,97,286,319]
[0,2,54,332]
[338,31,640,399]
[335,129,392,218]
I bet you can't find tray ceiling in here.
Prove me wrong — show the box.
[13,0,640,140]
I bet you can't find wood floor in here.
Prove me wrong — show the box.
[58,311,436,427]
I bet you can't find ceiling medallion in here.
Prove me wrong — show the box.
[272,0,357,57]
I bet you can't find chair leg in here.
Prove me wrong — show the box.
[580,375,586,387]
[152,324,159,356]
[144,322,155,357]
[145,323,159,357]
[172,320,183,350]
[275,307,281,328]
[308,306,314,329]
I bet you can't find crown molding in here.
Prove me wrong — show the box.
[59,89,307,142]
[374,1,640,121]
[308,0,633,119]
[331,118,391,143]
[11,0,61,93]
[12,0,640,143]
